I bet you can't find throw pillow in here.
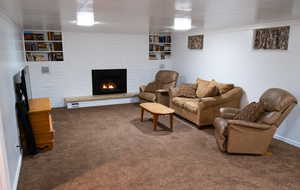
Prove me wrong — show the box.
[211,80,234,94]
[196,82,219,98]
[178,83,197,98]
[234,102,264,122]
[144,82,157,92]
[196,78,210,97]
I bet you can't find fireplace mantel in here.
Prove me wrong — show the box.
[64,92,139,109]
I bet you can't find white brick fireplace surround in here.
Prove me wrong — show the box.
[28,32,173,107]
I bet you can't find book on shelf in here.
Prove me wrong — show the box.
[37,42,49,51]
[160,52,165,60]
[154,45,160,51]
[24,32,45,41]
[166,36,171,43]
[49,52,64,61]
[164,44,171,51]
[53,32,62,41]
[26,53,48,61]
[47,32,62,41]
[149,44,153,51]
[26,52,64,62]
[159,36,166,43]
[160,45,164,51]
[53,42,63,51]
[149,53,157,60]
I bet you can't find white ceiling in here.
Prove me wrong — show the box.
[1,0,300,33]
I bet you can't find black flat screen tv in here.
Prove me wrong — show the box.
[14,66,32,111]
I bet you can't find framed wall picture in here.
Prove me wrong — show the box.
[188,35,204,49]
[254,26,290,50]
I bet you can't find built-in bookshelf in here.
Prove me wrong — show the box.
[149,33,171,60]
[24,31,64,62]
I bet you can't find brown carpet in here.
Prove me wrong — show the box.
[19,103,300,190]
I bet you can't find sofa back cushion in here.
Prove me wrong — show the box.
[211,80,234,94]
[178,83,197,98]
[234,102,264,122]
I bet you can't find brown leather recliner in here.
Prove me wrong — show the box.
[139,70,179,106]
[214,88,297,155]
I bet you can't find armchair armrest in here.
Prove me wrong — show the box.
[227,120,273,130]
[155,89,169,93]
[139,85,146,93]
[220,107,240,119]
[169,87,180,98]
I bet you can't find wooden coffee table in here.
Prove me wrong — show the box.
[140,102,175,131]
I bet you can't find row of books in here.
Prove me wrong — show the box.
[26,52,64,62]
[149,52,171,60]
[149,44,171,51]
[47,32,62,41]
[24,33,44,41]
[149,35,172,43]
[25,42,63,51]
[24,32,62,41]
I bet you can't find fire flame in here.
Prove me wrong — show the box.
[102,82,116,89]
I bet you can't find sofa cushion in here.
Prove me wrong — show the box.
[234,102,264,122]
[172,97,194,107]
[144,82,157,92]
[184,100,199,113]
[257,111,281,125]
[172,97,199,113]
[196,81,219,98]
[212,80,234,94]
[139,92,156,102]
[178,83,197,98]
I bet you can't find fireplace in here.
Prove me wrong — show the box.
[92,69,127,95]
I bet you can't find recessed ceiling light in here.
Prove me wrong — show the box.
[174,17,192,31]
[76,12,95,26]
[69,20,101,25]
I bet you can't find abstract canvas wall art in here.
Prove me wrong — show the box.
[188,35,204,49]
[254,26,290,50]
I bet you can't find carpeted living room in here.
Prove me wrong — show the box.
[1,0,300,190]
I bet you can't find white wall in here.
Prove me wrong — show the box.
[172,23,300,147]
[0,112,10,190]
[0,10,24,190]
[28,32,172,107]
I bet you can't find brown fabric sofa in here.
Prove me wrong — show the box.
[214,88,297,155]
[169,82,243,127]
[139,70,179,106]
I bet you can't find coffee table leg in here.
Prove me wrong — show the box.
[141,108,144,122]
[170,114,173,131]
[153,114,159,131]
